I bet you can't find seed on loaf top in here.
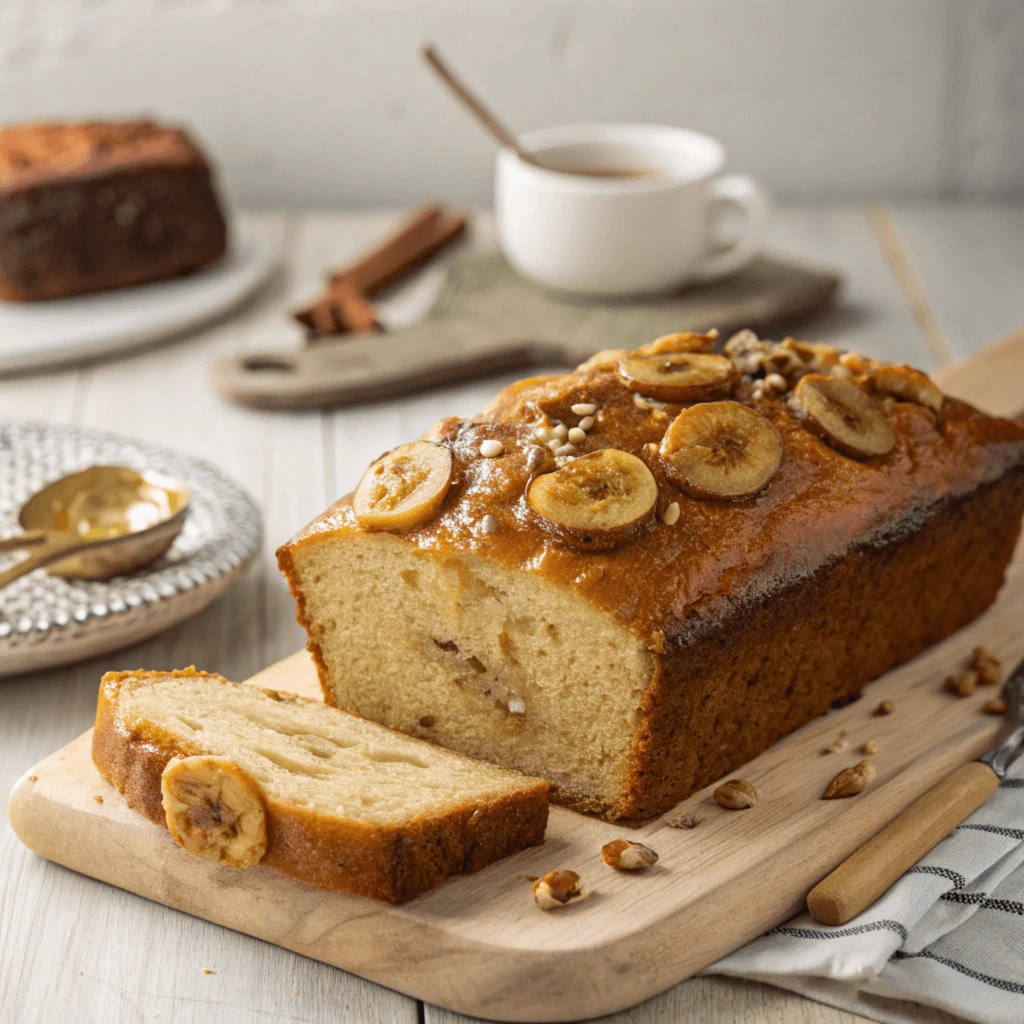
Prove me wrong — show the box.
[287,329,1024,647]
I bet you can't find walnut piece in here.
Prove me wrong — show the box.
[532,869,589,910]
[601,838,659,871]
[945,671,978,698]
[970,647,1002,687]
[823,759,877,799]
[714,778,758,809]
[875,699,895,716]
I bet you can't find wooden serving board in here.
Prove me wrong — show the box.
[8,331,1024,1023]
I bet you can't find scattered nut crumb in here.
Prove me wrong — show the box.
[714,778,758,809]
[875,699,895,716]
[945,671,978,698]
[202,968,213,975]
[29,775,38,782]
[970,647,1001,686]
[479,439,504,458]
[517,873,540,882]
[823,759,877,799]
[532,869,589,910]
[862,739,878,755]
[418,715,436,728]
[661,501,680,526]
[665,810,700,829]
[601,839,659,871]
[823,730,849,755]
[983,698,1008,716]
[93,795,104,804]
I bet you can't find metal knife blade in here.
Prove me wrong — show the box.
[980,656,1024,778]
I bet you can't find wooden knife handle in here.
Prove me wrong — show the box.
[807,761,999,926]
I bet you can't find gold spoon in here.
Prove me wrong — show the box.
[0,466,190,590]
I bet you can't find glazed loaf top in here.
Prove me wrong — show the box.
[0,120,209,191]
[286,331,1024,650]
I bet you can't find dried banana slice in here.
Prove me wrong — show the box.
[659,401,783,499]
[640,331,717,355]
[353,440,453,530]
[794,374,895,458]
[527,448,657,550]
[617,352,735,402]
[781,338,840,371]
[871,363,944,414]
[161,755,268,868]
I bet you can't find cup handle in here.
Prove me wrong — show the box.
[693,174,771,283]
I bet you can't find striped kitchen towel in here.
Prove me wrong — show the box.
[707,756,1024,1024]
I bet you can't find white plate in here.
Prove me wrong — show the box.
[0,217,280,375]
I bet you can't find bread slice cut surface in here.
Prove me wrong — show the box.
[92,669,549,903]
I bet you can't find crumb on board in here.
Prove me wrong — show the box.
[665,810,701,829]
[93,795,104,804]
[875,699,895,716]
[202,969,213,975]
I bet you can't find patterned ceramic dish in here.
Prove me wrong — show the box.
[0,422,262,677]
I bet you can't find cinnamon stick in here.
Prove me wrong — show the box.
[294,204,468,339]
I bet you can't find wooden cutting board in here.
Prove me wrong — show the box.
[9,330,1024,1023]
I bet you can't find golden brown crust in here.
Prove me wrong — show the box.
[617,468,1024,819]
[91,669,549,903]
[276,544,338,707]
[0,121,206,188]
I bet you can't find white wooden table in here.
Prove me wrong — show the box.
[2,205,1022,1024]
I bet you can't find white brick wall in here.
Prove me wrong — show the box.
[0,0,1020,207]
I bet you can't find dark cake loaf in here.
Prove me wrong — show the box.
[278,331,1024,821]
[0,120,227,300]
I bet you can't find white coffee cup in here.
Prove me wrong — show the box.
[495,123,770,297]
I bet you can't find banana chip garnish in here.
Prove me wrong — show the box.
[794,374,895,459]
[527,448,657,551]
[353,440,453,531]
[617,352,736,402]
[161,755,268,868]
[871,364,944,414]
[660,401,783,499]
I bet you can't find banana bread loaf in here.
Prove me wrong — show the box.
[278,330,1024,821]
[92,668,549,903]
[0,120,226,300]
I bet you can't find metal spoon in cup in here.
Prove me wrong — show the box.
[0,466,189,590]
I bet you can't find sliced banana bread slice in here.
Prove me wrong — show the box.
[92,668,549,903]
